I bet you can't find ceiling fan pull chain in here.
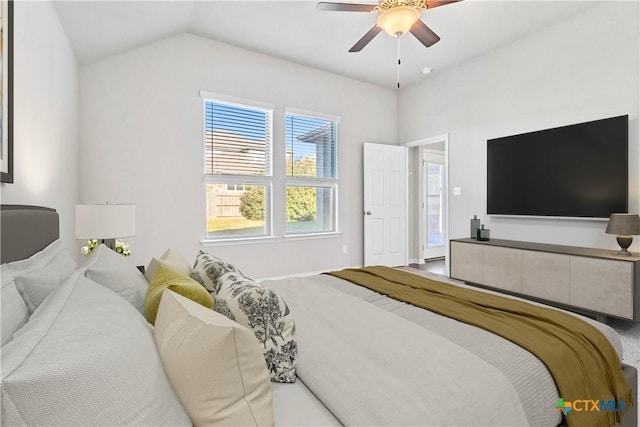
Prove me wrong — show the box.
[397,35,401,89]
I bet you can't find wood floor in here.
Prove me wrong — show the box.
[409,258,446,276]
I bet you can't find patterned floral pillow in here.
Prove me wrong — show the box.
[215,271,297,383]
[190,251,242,295]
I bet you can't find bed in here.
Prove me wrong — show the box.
[0,205,637,427]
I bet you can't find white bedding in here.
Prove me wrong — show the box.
[271,379,341,426]
[263,269,624,427]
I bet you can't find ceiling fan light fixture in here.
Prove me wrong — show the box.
[376,6,420,36]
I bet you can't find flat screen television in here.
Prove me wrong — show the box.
[487,115,628,219]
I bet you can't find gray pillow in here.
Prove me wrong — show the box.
[0,268,29,346]
[1,272,191,426]
[4,239,77,314]
[80,244,148,313]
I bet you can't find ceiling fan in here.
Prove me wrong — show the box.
[317,0,460,53]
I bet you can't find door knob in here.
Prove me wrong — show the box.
[365,211,372,215]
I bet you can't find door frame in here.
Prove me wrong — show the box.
[403,133,450,274]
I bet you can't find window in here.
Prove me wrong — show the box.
[203,97,273,240]
[285,110,339,235]
[226,184,246,192]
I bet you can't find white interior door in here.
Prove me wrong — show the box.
[363,143,407,267]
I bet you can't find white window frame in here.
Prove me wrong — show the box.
[201,92,275,244]
[284,107,340,237]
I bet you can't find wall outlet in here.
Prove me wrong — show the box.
[453,187,462,196]
[342,245,348,254]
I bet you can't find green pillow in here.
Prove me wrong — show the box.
[144,265,214,325]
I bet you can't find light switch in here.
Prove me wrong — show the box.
[453,187,462,196]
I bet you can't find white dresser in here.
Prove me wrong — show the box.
[450,238,640,321]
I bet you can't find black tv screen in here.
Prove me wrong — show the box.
[487,115,628,218]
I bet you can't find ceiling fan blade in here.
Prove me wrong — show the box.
[410,20,441,48]
[349,25,383,52]
[425,0,461,9]
[316,2,376,12]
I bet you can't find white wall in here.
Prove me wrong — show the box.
[14,1,630,272]
[79,33,398,278]
[0,1,80,253]
[399,2,640,256]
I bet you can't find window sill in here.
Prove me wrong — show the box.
[201,231,342,246]
[201,236,277,247]
[284,231,342,241]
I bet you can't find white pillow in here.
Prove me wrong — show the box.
[3,238,68,276]
[191,250,243,294]
[4,239,77,314]
[154,290,274,427]
[215,271,298,383]
[145,248,192,282]
[0,268,29,346]
[80,244,148,313]
[1,272,191,426]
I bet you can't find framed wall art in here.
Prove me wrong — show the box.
[1,0,13,183]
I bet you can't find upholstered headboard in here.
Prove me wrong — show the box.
[1,205,59,264]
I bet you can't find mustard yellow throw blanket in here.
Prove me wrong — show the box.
[327,266,633,427]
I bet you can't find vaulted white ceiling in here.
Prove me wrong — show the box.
[53,0,602,89]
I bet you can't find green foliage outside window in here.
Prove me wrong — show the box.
[285,155,317,222]
[286,187,316,221]
[240,186,265,221]
[239,156,319,222]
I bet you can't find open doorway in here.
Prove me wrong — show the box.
[423,148,445,260]
[403,134,449,275]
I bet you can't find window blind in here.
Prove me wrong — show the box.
[285,113,338,178]
[204,101,272,176]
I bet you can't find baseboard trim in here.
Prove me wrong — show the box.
[256,264,364,282]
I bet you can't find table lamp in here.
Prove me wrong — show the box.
[605,213,640,256]
[75,203,135,250]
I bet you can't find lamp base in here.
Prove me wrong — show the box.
[616,235,633,256]
[102,238,116,251]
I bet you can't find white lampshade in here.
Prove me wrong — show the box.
[75,204,136,240]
